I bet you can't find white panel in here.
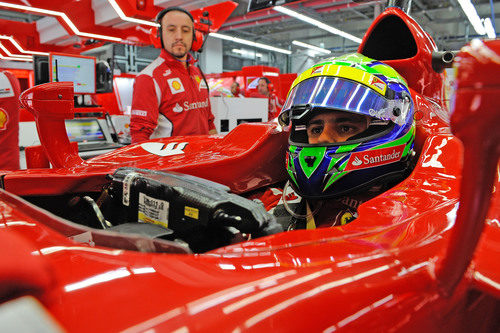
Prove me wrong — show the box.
[92,0,150,29]
[36,16,71,44]
[210,97,268,134]
[19,121,40,148]
[53,35,82,46]
[199,35,222,74]
[92,0,122,27]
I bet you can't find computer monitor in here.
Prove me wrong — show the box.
[247,0,300,12]
[65,118,106,143]
[50,53,96,94]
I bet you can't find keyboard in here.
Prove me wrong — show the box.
[77,142,124,152]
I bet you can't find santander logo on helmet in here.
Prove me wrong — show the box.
[345,144,406,171]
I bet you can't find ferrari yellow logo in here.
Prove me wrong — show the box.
[339,211,355,225]
[0,108,8,130]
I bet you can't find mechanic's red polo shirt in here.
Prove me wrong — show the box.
[130,50,215,143]
[0,70,20,170]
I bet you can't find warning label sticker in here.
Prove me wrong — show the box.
[184,206,199,219]
[138,192,169,228]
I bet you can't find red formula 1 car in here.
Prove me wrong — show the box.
[1,7,499,332]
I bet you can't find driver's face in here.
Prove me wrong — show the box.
[257,79,269,96]
[306,111,370,144]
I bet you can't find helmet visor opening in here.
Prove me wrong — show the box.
[290,116,395,146]
[281,77,410,126]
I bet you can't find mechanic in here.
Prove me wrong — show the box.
[230,81,244,97]
[130,6,216,143]
[249,53,416,230]
[254,77,284,121]
[0,70,21,170]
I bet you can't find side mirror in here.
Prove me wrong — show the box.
[438,39,500,295]
[20,82,84,168]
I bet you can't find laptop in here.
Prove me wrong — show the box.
[65,118,123,154]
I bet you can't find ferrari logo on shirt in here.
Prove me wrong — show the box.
[168,77,185,94]
[0,108,8,130]
[194,76,208,90]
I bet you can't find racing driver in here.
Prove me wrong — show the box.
[249,53,417,230]
[130,7,216,143]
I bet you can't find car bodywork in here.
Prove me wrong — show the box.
[0,7,499,332]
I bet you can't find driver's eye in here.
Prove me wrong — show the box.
[339,125,353,134]
[308,126,323,135]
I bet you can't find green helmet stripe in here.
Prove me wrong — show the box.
[324,166,348,191]
[371,123,415,150]
[403,134,415,156]
[336,143,361,153]
[326,143,359,173]
[371,64,407,85]
[288,169,298,187]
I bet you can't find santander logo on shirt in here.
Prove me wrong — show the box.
[172,98,209,113]
[345,144,405,171]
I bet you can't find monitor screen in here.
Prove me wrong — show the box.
[50,53,96,94]
[247,0,300,12]
[65,118,106,142]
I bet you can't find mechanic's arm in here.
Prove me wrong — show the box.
[130,75,159,144]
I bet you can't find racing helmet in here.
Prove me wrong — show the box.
[279,53,415,199]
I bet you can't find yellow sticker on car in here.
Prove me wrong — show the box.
[184,206,199,219]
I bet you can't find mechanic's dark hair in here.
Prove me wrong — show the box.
[259,77,271,85]
[156,7,196,49]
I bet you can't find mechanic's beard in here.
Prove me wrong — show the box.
[171,43,189,59]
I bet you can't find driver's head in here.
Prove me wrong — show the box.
[157,7,194,60]
[257,77,270,96]
[306,110,371,144]
[279,53,415,199]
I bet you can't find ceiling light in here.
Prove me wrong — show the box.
[273,6,362,44]
[210,32,291,55]
[232,48,264,58]
[0,36,49,56]
[107,0,158,27]
[0,2,122,42]
[0,42,32,59]
[483,18,496,39]
[456,0,486,35]
[0,52,33,62]
[292,40,331,54]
